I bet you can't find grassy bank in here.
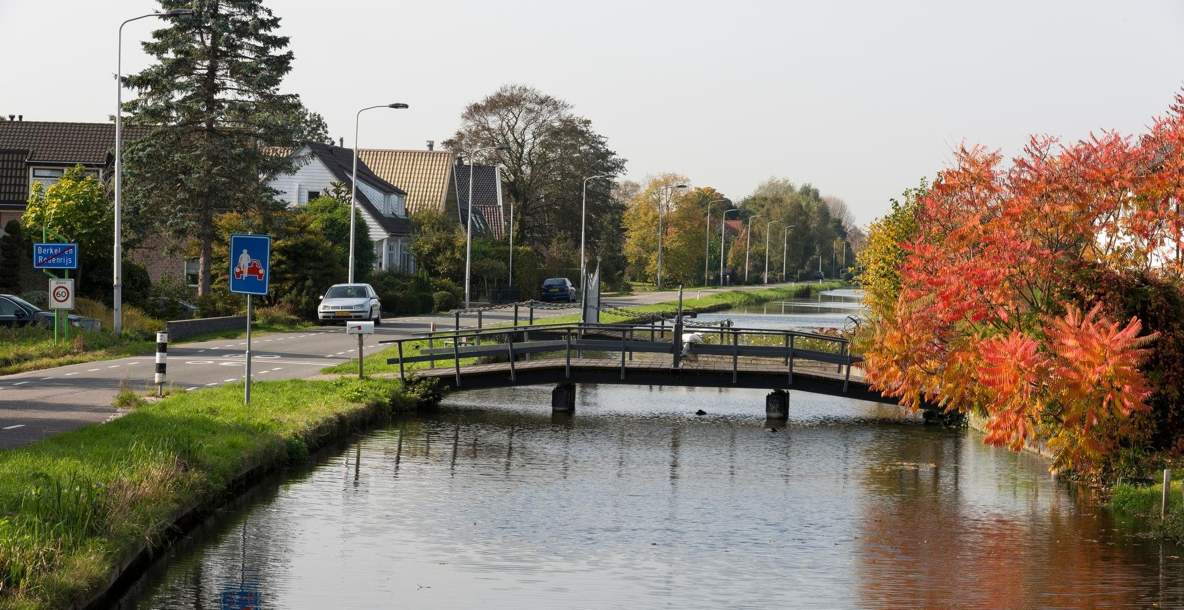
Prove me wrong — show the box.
[0,377,428,609]
[326,281,849,376]
[1110,474,1184,540]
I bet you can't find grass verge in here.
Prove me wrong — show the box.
[0,321,314,377]
[326,281,849,376]
[0,377,431,609]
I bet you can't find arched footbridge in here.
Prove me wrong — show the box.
[384,320,925,419]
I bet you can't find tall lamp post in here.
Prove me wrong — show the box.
[349,103,408,283]
[462,146,509,308]
[655,183,687,290]
[744,214,759,283]
[781,225,795,282]
[763,220,778,284]
[720,208,741,287]
[581,174,613,294]
[114,7,195,335]
[703,198,729,287]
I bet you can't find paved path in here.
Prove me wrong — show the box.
[0,283,797,449]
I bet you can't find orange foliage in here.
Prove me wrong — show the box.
[865,92,1184,472]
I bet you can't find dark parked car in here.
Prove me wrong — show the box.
[0,294,93,329]
[540,277,577,303]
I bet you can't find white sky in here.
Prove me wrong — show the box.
[2,0,1182,225]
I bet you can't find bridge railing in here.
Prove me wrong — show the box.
[382,322,860,392]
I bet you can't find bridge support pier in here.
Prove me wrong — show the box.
[552,382,576,413]
[765,389,789,420]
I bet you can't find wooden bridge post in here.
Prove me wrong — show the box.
[788,335,795,386]
[477,310,483,330]
[565,330,572,379]
[837,341,845,373]
[454,310,461,332]
[731,328,739,384]
[619,328,627,380]
[529,303,534,325]
[507,332,516,383]
[552,382,576,413]
[766,389,789,419]
[453,333,462,387]
[397,341,405,382]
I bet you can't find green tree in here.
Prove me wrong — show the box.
[22,166,113,298]
[304,196,374,280]
[122,0,329,297]
[410,210,465,282]
[857,181,924,320]
[445,84,627,257]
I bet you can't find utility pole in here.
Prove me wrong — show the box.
[744,214,759,284]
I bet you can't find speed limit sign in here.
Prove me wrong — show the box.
[49,278,74,310]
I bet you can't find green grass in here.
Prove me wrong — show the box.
[0,321,314,377]
[1110,475,1184,540]
[0,377,426,609]
[326,281,849,376]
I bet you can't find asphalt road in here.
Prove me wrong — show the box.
[0,283,790,449]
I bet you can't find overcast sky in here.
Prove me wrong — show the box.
[2,0,1182,225]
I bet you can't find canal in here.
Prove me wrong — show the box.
[116,294,1184,609]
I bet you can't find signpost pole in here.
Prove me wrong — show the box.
[245,294,252,405]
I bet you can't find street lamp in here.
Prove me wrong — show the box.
[655,183,687,290]
[720,208,741,287]
[113,7,195,335]
[763,220,778,284]
[581,174,613,294]
[744,214,759,283]
[781,225,795,282]
[704,198,729,287]
[349,103,408,283]
[462,145,509,308]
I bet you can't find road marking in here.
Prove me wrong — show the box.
[258,370,270,375]
[198,349,207,353]
[185,360,215,365]
[13,381,28,386]
[108,365,120,368]
[88,368,101,372]
[222,344,235,348]
[205,382,218,387]
[271,367,283,371]
[41,376,52,380]
[65,372,78,376]
[224,378,237,383]
[335,351,346,355]
[127,362,140,366]
[186,387,198,391]
[324,354,335,358]
[2,424,25,431]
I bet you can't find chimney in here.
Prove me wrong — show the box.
[426,140,434,151]
[17,115,22,122]
[6,115,12,122]
[339,136,344,147]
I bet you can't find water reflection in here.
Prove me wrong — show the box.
[698,288,866,330]
[118,384,1184,609]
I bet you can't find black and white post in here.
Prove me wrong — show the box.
[154,331,168,397]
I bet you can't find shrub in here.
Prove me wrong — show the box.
[196,287,239,318]
[144,276,196,322]
[256,303,301,327]
[433,290,457,312]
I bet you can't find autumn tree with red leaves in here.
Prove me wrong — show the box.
[862,93,1184,474]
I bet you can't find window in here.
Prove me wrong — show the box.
[387,240,398,271]
[184,259,200,287]
[307,190,320,201]
[0,298,17,316]
[30,167,64,190]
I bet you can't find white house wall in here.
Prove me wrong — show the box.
[268,147,337,206]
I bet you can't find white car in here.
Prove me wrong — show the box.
[318,283,382,325]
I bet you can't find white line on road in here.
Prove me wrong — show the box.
[186,387,198,391]
[205,382,218,386]
[258,370,270,375]
[335,351,346,355]
[271,367,283,371]
[65,372,78,376]
[88,368,101,372]
[108,365,120,368]
[13,381,28,386]
[3,424,25,430]
[41,376,52,380]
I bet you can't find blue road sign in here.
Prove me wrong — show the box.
[229,234,271,295]
[33,243,78,269]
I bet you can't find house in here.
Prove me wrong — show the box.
[359,144,506,238]
[0,118,148,232]
[269,142,415,273]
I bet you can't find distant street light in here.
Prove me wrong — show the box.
[113,7,196,335]
[764,220,778,285]
[581,174,613,295]
[463,145,509,308]
[704,198,729,287]
[349,103,408,283]
[655,183,687,290]
[744,214,759,283]
[781,225,795,282]
[720,208,741,287]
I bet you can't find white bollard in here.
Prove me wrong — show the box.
[154,331,168,397]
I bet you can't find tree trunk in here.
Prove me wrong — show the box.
[198,230,213,297]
